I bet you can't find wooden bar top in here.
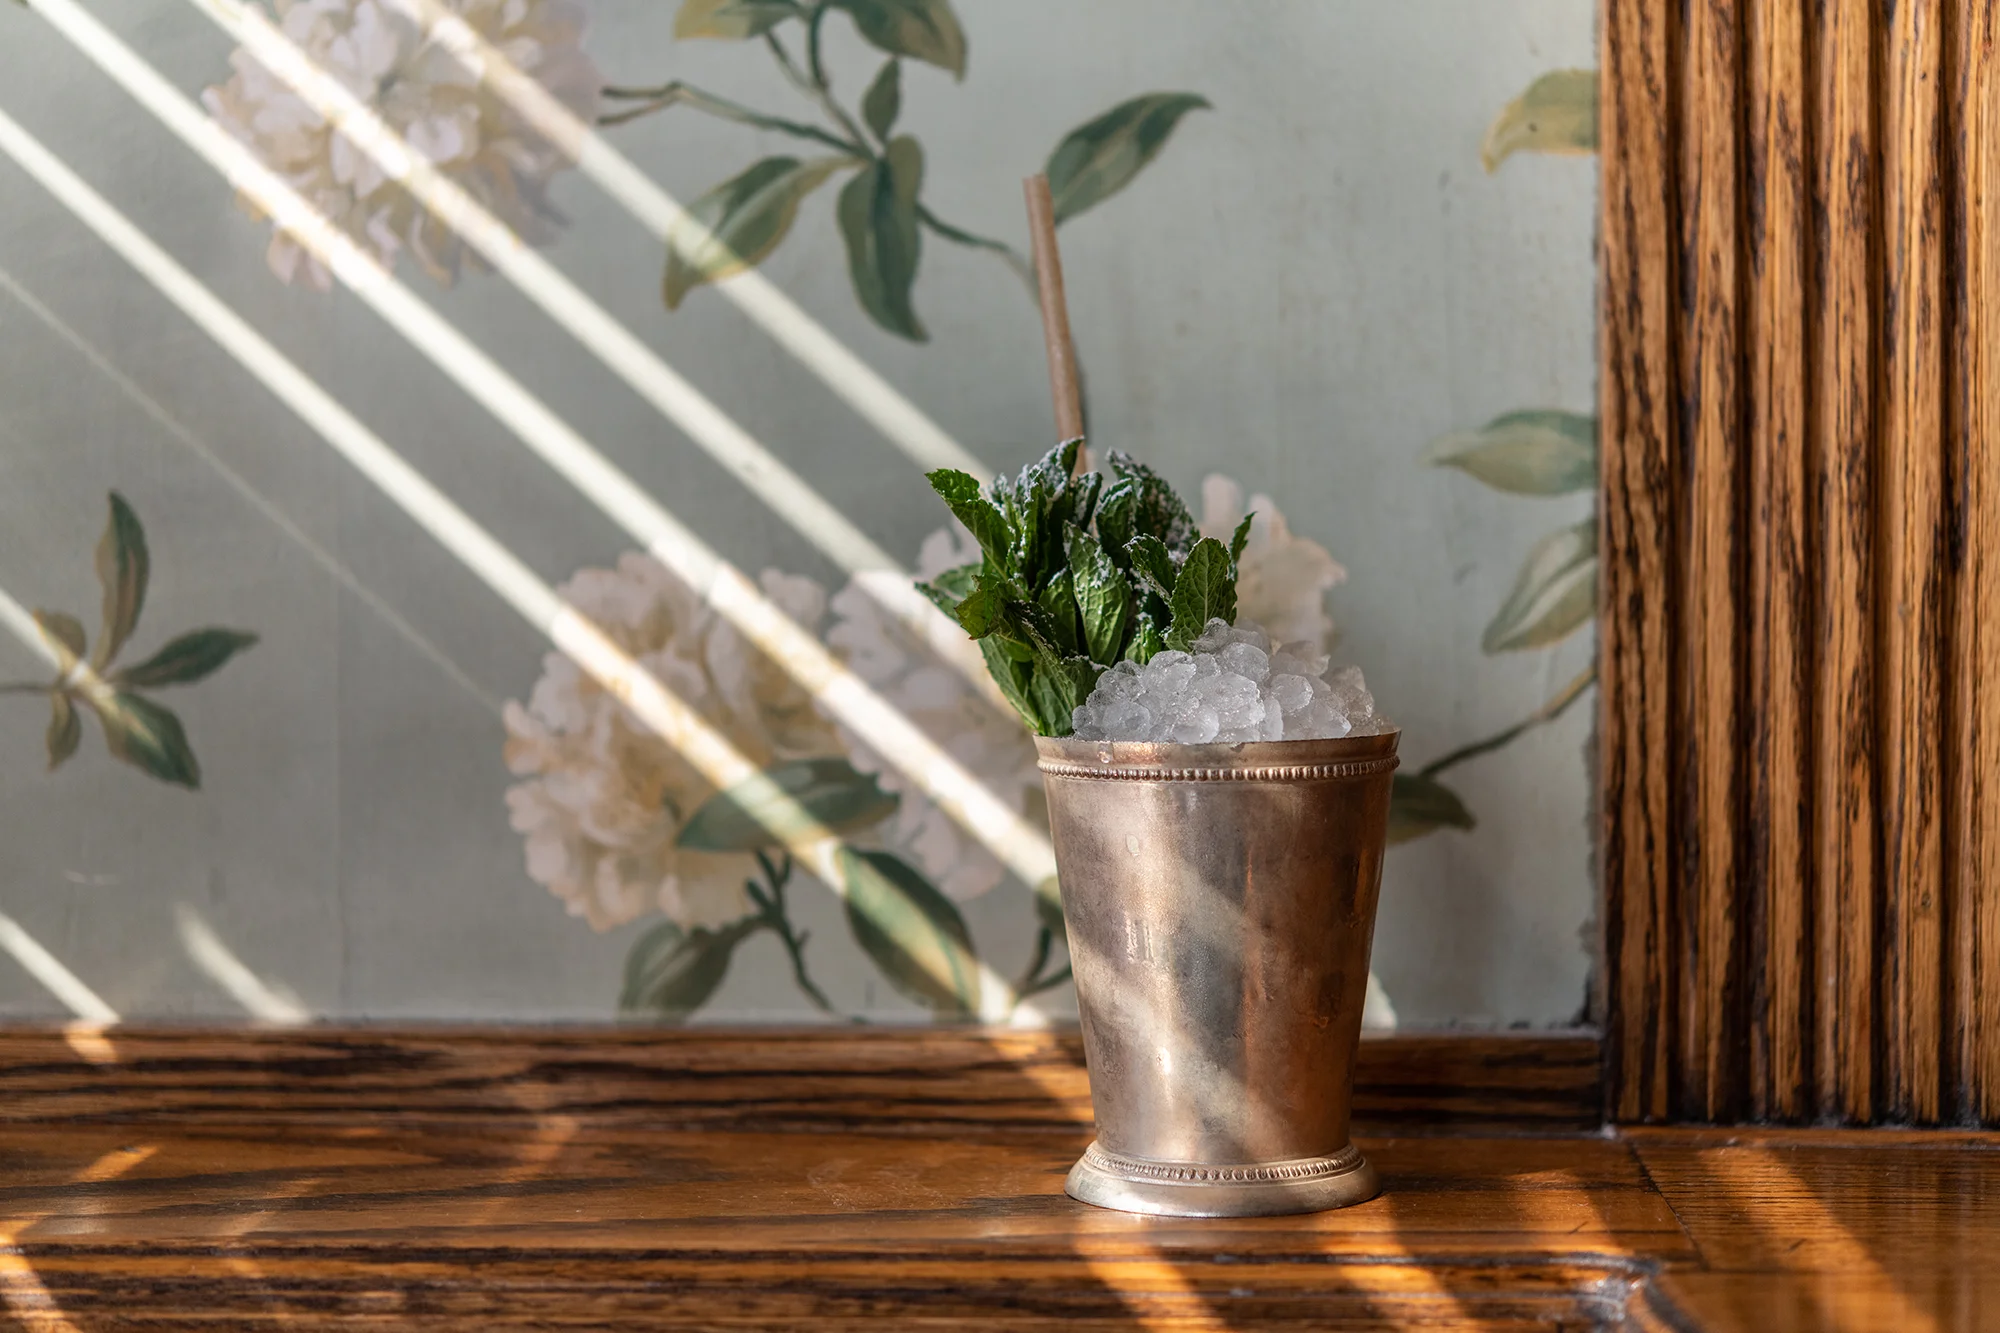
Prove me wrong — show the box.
[0,1027,1992,1330]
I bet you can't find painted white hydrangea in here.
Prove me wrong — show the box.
[203,0,600,290]
[502,556,844,932]
[821,524,1045,903]
[1201,474,1347,651]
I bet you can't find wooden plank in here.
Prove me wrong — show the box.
[1678,0,1748,1123]
[0,1122,1690,1330]
[1808,0,1880,1123]
[0,1027,1606,1132]
[1946,0,2000,1126]
[1630,1130,2000,1330]
[1877,0,1950,1126]
[1743,0,1814,1123]
[1600,0,1682,1125]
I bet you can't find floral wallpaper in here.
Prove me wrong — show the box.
[0,0,1597,1026]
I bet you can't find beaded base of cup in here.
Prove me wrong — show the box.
[1064,1141,1381,1218]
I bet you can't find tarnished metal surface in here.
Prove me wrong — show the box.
[1035,732,1399,1217]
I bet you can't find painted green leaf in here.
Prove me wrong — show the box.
[90,690,198,788]
[840,846,980,1015]
[619,917,757,1018]
[33,610,85,669]
[1126,534,1177,602]
[115,628,258,689]
[673,0,802,40]
[46,693,80,772]
[1427,410,1598,495]
[677,756,898,852]
[1482,69,1598,172]
[925,468,1011,567]
[1124,613,1166,665]
[837,136,927,341]
[1165,537,1236,650]
[1388,773,1475,845]
[1483,519,1599,653]
[1066,524,1130,665]
[831,0,966,79]
[665,156,848,309]
[93,492,149,669]
[1228,512,1255,566]
[862,58,901,140]
[1046,93,1210,225]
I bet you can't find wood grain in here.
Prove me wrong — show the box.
[0,1027,1604,1132]
[1677,0,1747,1124]
[0,1045,1991,1330]
[0,1121,1686,1330]
[1877,0,1948,1126]
[1632,1128,2000,1332]
[1600,0,1681,1125]
[1604,0,2000,1124]
[1808,0,1879,1125]
[1743,0,1813,1122]
[1946,0,2000,1129]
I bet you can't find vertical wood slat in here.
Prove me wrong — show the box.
[1744,0,1812,1121]
[1603,0,2000,1125]
[1600,0,1681,1124]
[1946,0,2000,1124]
[1807,0,1879,1124]
[1678,0,1748,1122]
[1878,0,1948,1125]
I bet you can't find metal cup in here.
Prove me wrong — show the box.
[1034,731,1399,1217]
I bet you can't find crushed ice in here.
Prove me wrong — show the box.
[1068,619,1392,744]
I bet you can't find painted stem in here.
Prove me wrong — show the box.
[917,205,1036,291]
[1420,664,1597,779]
[750,850,844,1018]
[598,81,859,154]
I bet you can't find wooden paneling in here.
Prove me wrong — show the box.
[1744,0,1813,1123]
[0,1026,1605,1132]
[1600,0,1681,1125]
[1602,0,2000,1124]
[1947,0,2000,1127]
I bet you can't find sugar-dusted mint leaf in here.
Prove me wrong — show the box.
[1126,534,1177,601]
[926,468,1012,570]
[1104,451,1195,551]
[1065,523,1131,665]
[1165,537,1236,650]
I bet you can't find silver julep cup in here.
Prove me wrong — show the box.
[1034,731,1399,1217]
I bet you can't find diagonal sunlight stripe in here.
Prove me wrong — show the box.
[174,904,311,1024]
[15,0,1057,895]
[0,1144,158,1333]
[379,0,990,483]
[0,266,503,717]
[182,0,996,697]
[0,107,1026,1023]
[0,911,118,1024]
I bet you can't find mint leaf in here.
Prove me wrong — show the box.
[1165,537,1235,650]
[926,469,1012,568]
[1066,523,1131,665]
